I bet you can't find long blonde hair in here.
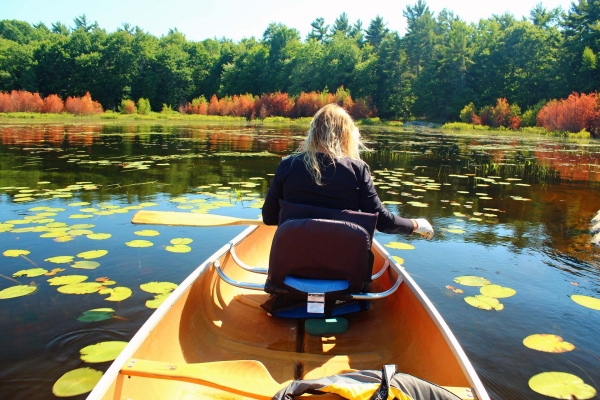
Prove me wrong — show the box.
[299,103,367,185]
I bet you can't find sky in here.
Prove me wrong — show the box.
[3,0,576,42]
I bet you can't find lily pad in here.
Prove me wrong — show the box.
[54,236,74,243]
[57,282,103,294]
[170,238,193,245]
[523,334,575,353]
[134,230,160,237]
[529,371,596,399]
[77,308,115,322]
[86,233,112,240]
[464,295,504,311]
[77,250,108,259]
[3,249,30,257]
[165,244,191,253]
[391,256,404,265]
[52,367,103,397]
[71,261,100,270]
[99,287,132,301]
[80,341,128,363]
[480,284,516,298]
[125,240,153,248]
[0,285,37,299]
[384,242,415,250]
[69,214,93,219]
[13,268,48,278]
[45,256,75,264]
[140,281,178,294]
[48,275,88,286]
[145,292,170,309]
[571,294,600,310]
[446,229,466,234]
[453,276,492,287]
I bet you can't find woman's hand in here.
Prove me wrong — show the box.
[412,218,434,240]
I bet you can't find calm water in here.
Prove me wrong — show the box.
[0,122,599,399]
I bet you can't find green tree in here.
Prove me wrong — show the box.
[330,13,350,37]
[365,16,389,48]
[307,18,329,43]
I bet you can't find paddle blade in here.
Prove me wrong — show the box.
[131,211,264,227]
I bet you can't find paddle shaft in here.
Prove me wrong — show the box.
[131,210,264,227]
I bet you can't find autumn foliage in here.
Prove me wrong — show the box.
[0,90,45,113]
[463,98,521,130]
[537,92,600,136]
[0,90,104,115]
[65,92,103,115]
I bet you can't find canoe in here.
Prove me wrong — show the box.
[87,224,490,400]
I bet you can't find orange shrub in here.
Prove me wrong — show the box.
[254,92,295,118]
[43,94,64,113]
[0,92,10,112]
[537,92,599,133]
[65,92,103,115]
[490,98,511,128]
[120,99,136,114]
[509,115,521,130]
[349,97,376,119]
[207,94,221,115]
[230,94,255,119]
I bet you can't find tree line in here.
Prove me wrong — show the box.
[0,0,598,122]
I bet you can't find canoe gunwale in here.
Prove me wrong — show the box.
[86,225,261,400]
[374,241,491,400]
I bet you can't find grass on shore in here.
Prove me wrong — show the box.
[441,121,592,139]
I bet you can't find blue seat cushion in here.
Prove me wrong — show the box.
[284,276,349,293]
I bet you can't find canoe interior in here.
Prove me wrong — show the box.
[98,225,476,399]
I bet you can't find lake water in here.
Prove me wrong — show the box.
[0,122,599,399]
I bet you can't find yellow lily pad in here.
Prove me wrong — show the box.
[125,240,153,248]
[71,261,100,270]
[48,275,88,286]
[571,294,600,310]
[77,250,108,259]
[464,295,504,311]
[134,230,160,237]
[145,292,170,309]
[453,276,492,287]
[54,236,74,243]
[391,256,404,265]
[69,214,93,219]
[480,284,516,298]
[0,285,37,299]
[45,256,75,264]
[57,282,103,294]
[165,244,191,253]
[446,229,466,234]
[67,229,94,236]
[80,341,128,363]
[384,242,415,250]
[100,287,132,301]
[140,281,178,294]
[170,238,193,245]
[3,249,30,257]
[529,371,596,399]
[13,268,48,278]
[86,233,112,240]
[52,367,103,397]
[523,334,575,353]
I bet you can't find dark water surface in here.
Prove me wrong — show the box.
[0,122,599,399]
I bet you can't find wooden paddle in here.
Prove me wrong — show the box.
[131,210,264,227]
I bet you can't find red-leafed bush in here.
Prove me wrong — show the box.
[207,94,221,115]
[537,92,599,134]
[43,94,64,113]
[509,115,521,130]
[0,92,11,112]
[349,97,376,119]
[0,90,44,112]
[230,94,255,119]
[65,92,103,115]
[120,99,136,114]
[254,92,295,118]
[490,98,511,128]
[182,96,208,115]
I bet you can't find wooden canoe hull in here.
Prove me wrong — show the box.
[88,225,490,400]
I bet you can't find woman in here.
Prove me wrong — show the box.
[262,103,434,239]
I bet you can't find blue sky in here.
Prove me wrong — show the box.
[3,0,575,41]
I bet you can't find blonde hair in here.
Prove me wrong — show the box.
[299,104,367,185]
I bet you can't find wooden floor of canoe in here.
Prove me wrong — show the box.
[93,225,484,399]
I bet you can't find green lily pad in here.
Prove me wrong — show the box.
[453,276,492,287]
[571,294,600,310]
[99,287,132,301]
[52,367,103,397]
[165,244,191,253]
[480,284,516,298]
[48,275,88,286]
[145,292,170,309]
[77,250,108,259]
[170,238,193,245]
[384,242,415,250]
[523,334,575,353]
[57,282,103,294]
[67,229,94,236]
[125,240,153,248]
[13,268,48,278]
[86,233,112,240]
[71,261,101,270]
[529,371,596,399]
[77,308,115,322]
[68,202,91,207]
[134,230,160,237]
[3,249,30,257]
[140,282,178,294]
[45,256,75,264]
[0,285,37,299]
[464,295,504,311]
[80,341,128,363]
